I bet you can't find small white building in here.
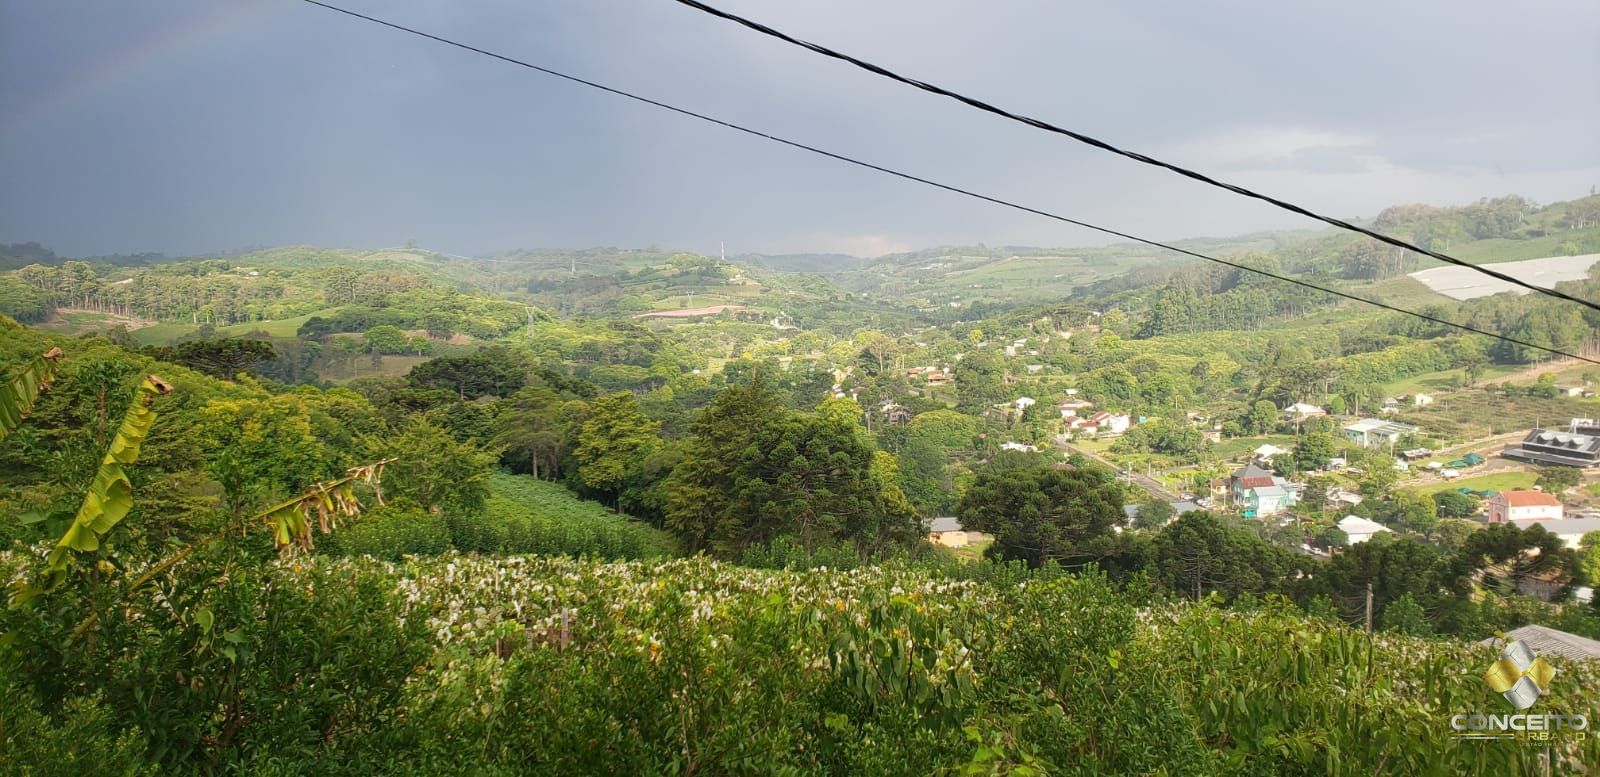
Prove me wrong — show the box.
[1015,397,1036,411]
[1284,402,1326,418]
[1338,515,1392,545]
[1343,418,1419,448]
[1000,441,1039,453]
[1413,393,1434,407]
[926,517,968,548]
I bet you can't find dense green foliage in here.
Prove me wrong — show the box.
[662,381,919,558]
[5,553,1596,774]
[957,462,1123,567]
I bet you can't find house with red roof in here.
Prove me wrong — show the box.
[1486,490,1564,525]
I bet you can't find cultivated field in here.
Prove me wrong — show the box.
[1409,253,1600,300]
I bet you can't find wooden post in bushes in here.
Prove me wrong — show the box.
[1364,582,1374,634]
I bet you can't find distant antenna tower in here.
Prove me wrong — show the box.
[720,241,726,263]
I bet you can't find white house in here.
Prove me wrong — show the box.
[1015,397,1037,411]
[1284,402,1326,418]
[1343,418,1419,448]
[1000,441,1039,453]
[1487,491,1564,525]
[1090,412,1132,436]
[1338,515,1392,545]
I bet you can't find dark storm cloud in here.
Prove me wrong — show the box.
[2,0,1596,258]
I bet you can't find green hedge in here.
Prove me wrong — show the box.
[323,476,677,562]
[478,474,678,560]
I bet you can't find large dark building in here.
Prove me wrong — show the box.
[1502,419,1600,469]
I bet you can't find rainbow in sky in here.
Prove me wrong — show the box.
[5,2,279,136]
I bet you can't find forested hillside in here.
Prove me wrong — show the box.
[4,192,1600,774]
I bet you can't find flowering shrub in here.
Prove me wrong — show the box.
[4,550,1597,773]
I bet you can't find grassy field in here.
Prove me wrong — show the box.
[33,310,170,340]
[319,354,432,383]
[130,322,196,345]
[216,308,342,338]
[1350,275,1451,309]
[1449,226,1600,263]
[33,310,131,335]
[1404,471,1536,496]
[35,307,347,346]
[1380,364,1521,397]
[1212,434,1299,461]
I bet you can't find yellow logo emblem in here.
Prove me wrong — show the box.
[1482,640,1554,710]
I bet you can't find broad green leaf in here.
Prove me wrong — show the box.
[0,347,63,444]
[48,375,172,573]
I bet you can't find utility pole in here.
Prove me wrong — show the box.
[1364,582,1374,634]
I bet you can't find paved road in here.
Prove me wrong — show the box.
[1058,440,1178,502]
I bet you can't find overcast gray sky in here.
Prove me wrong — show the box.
[3,0,1597,259]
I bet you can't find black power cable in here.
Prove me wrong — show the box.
[294,0,1599,366]
[669,0,1600,316]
